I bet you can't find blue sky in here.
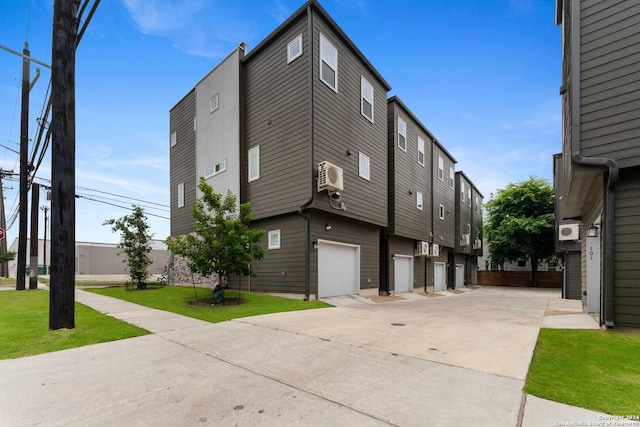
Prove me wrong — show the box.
[0,0,560,246]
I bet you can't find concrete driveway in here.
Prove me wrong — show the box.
[0,286,606,426]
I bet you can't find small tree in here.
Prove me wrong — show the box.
[104,206,153,289]
[484,177,555,287]
[165,178,266,301]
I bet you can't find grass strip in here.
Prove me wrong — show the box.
[526,328,640,415]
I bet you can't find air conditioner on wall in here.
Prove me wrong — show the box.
[430,244,440,257]
[460,234,470,247]
[559,224,580,241]
[416,241,429,256]
[317,161,344,193]
[473,238,482,250]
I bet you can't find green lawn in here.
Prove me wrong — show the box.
[87,285,331,323]
[526,328,640,415]
[0,290,149,360]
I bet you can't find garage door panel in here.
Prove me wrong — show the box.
[318,241,359,298]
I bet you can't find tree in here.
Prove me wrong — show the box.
[104,206,153,289]
[0,247,16,264]
[165,178,266,301]
[484,177,555,287]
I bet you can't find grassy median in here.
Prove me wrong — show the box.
[526,328,640,415]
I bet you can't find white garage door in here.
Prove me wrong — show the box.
[455,264,465,289]
[434,262,446,291]
[318,240,360,298]
[394,255,413,293]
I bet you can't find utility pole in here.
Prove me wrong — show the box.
[29,183,40,289]
[41,205,48,275]
[17,43,30,291]
[0,171,9,278]
[50,0,80,330]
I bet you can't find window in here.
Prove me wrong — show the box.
[361,77,374,122]
[417,137,425,166]
[170,131,177,147]
[461,182,466,202]
[437,156,444,181]
[439,204,445,220]
[177,183,184,208]
[287,34,302,63]
[248,146,260,182]
[359,152,370,180]
[268,230,281,250]
[449,166,454,189]
[205,159,226,178]
[466,223,471,234]
[209,93,219,113]
[398,117,407,151]
[475,196,480,213]
[193,117,197,131]
[320,34,338,91]
[417,191,423,210]
[468,189,472,207]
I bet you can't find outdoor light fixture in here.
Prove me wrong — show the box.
[312,240,319,250]
[587,224,598,238]
[325,224,332,231]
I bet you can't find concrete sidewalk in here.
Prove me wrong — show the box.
[0,286,627,427]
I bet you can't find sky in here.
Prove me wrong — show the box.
[0,0,561,247]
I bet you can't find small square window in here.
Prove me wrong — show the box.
[209,93,219,113]
[320,34,338,91]
[268,230,281,249]
[361,77,374,122]
[248,146,260,182]
[438,156,444,181]
[205,159,226,178]
[417,191,423,210]
[359,152,370,181]
[398,117,407,151]
[170,131,177,147]
[449,166,454,189]
[287,34,302,63]
[177,182,184,208]
[439,204,445,220]
[417,137,425,166]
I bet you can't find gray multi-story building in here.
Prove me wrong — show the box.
[169,0,482,299]
[555,0,640,328]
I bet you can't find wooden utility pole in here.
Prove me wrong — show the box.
[50,0,79,330]
[17,43,30,291]
[29,183,40,289]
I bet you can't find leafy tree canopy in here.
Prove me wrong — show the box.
[484,177,555,285]
[165,178,266,288]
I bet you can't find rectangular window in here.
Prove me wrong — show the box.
[398,117,407,151]
[287,34,302,63]
[170,131,177,147]
[417,191,423,210]
[209,93,219,113]
[449,166,454,189]
[361,76,374,122]
[268,230,281,249]
[461,181,466,202]
[475,196,480,213]
[439,204,445,220]
[205,159,226,178]
[437,156,444,181]
[359,152,370,180]
[417,137,425,166]
[248,146,260,182]
[466,223,471,234]
[177,182,184,208]
[193,117,197,131]
[320,34,338,91]
[468,189,472,207]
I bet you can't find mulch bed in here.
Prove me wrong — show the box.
[188,297,245,306]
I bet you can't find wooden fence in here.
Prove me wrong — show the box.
[477,271,562,288]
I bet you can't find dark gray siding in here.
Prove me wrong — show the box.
[433,144,456,249]
[169,89,196,236]
[455,172,472,255]
[565,250,582,300]
[614,167,640,327]
[471,187,483,256]
[310,14,388,227]
[580,0,640,168]
[243,14,311,218]
[387,100,432,240]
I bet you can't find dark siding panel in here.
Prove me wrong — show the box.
[169,90,196,236]
[310,15,388,227]
[244,15,311,219]
[614,167,640,327]
[580,0,640,167]
[454,173,472,255]
[565,251,582,300]
[432,145,456,249]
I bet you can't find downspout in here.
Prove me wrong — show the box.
[297,4,314,301]
[427,138,435,294]
[569,0,618,328]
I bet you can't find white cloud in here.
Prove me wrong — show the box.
[122,0,208,34]
[77,168,168,197]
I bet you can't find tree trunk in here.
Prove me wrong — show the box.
[531,255,538,287]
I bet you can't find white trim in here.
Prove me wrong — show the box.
[268,229,281,249]
[209,93,219,113]
[439,203,445,220]
[205,159,227,178]
[417,136,425,166]
[177,182,184,208]
[359,152,370,181]
[398,117,407,151]
[287,34,303,63]
[248,146,260,182]
[170,131,177,148]
[449,166,454,189]
[417,191,423,210]
[361,76,374,122]
[320,33,338,92]
[438,156,444,181]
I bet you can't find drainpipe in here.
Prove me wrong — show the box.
[297,4,315,301]
[428,138,435,294]
[569,0,618,328]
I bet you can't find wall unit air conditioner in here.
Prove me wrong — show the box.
[430,244,440,257]
[559,224,580,241]
[416,241,429,256]
[460,234,470,247]
[473,238,482,250]
[317,161,344,193]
